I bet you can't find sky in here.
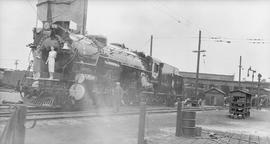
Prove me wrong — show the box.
[0,0,269,82]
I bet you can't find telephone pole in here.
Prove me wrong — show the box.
[14,60,19,70]
[247,66,256,93]
[238,56,242,88]
[192,30,206,102]
[257,73,262,97]
[150,35,153,57]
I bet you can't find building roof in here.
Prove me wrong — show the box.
[230,89,251,95]
[205,87,226,95]
[179,71,234,81]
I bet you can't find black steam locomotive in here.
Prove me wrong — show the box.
[19,21,184,109]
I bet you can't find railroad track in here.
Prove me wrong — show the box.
[0,106,225,122]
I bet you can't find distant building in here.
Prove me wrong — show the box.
[204,88,226,106]
[179,71,270,98]
[179,71,234,81]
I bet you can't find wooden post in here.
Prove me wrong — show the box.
[238,56,242,88]
[0,106,27,144]
[175,98,183,137]
[195,30,201,99]
[138,92,146,144]
[192,30,206,106]
[150,35,153,57]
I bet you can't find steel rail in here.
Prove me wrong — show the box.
[0,106,224,122]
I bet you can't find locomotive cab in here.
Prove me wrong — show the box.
[151,58,162,83]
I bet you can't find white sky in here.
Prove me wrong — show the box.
[0,0,269,81]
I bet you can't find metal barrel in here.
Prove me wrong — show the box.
[182,111,196,137]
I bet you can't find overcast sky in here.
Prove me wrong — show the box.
[0,0,269,81]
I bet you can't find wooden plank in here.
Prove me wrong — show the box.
[230,133,242,143]
[230,138,241,144]
[218,131,234,144]
[200,129,221,144]
[240,134,250,144]
[259,137,269,144]
[238,133,243,144]
[249,135,259,144]
[225,132,235,144]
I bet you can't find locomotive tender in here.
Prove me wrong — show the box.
[19,21,183,109]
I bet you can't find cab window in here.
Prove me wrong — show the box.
[154,63,159,73]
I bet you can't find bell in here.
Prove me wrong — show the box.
[62,43,69,49]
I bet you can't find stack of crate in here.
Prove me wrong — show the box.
[229,90,251,119]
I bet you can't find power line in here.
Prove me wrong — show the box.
[149,0,270,45]
[151,0,213,36]
[151,0,182,24]
[24,0,37,13]
[153,35,270,44]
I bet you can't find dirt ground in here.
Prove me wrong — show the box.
[0,91,269,143]
[196,109,270,137]
[1,108,269,144]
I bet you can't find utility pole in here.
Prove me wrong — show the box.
[150,35,153,57]
[14,60,19,70]
[257,73,262,97]
[238,56,242,88]
[247,66,256,93]
[192,30,205,103]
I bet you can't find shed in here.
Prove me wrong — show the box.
[229,90,252,118]
[204,88,226,106]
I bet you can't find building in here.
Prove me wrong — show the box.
[179,71,234,81]
[204,88,226,106]
[179,71,270,98]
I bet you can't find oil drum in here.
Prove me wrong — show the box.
[182,111,196,137]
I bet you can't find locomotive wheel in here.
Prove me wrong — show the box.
[68,83,95,110]
[69,84,87,101]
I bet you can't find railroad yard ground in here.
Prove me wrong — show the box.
[0,90,270,144]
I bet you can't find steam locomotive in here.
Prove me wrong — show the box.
[19,21,184,109]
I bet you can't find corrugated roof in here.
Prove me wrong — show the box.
[179,71,234,81]
[205,87,226,95]
[230,89,251,95]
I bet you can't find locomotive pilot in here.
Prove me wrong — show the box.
[46,46,57,79]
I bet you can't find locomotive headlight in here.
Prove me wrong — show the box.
[43,22,50,30]
[75,74,85,83]
[69,84,86,100]
[75,73,95,83]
